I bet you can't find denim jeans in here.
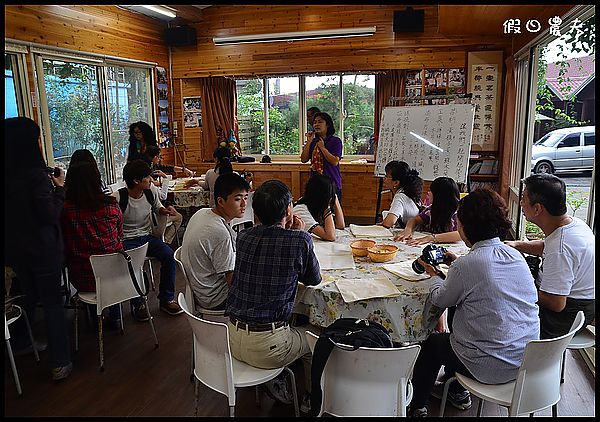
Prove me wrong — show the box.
[10,264,71,369]
[123,234,176,304]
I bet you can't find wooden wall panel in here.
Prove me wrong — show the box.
[169,5,518,78]
[5,5,169,66]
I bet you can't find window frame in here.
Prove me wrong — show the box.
[236,73,376,161]
[4,44,33,119]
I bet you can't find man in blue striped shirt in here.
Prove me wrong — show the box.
[226,179,321,413]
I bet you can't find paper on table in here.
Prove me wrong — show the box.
[335,276,401,303]
[313,242,356,270]
[349,224,393,238]
[382,260,430,281]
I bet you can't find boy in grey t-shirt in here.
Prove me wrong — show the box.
[181,173,250,310]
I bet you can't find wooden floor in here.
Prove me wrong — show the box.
[4,259,596,417]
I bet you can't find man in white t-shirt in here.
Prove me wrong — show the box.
[181,173,250,311]
[117,160,182,321]
[506,174,595,339]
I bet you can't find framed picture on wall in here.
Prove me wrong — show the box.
[182,96,202,128]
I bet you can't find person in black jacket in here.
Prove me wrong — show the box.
[4,117,73,381]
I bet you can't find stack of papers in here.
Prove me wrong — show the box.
[313,242,356,270]
[349,224,393,238]
[335,277,401,303]
[382,261,430,281]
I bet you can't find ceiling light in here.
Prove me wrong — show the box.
[141,5,176,18]
[213,26,376,46]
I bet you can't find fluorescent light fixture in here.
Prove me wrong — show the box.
[141,5,176,18]
[410,131,444,153]
[213,26,376,45]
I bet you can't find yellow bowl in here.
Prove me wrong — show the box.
[367,244,399,263]
[350,239,377,257]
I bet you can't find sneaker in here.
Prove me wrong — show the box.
[264,375,293,405]
[51,362,73,381]
[431,382,472,410]
[300,392,311,414]
[408,406,428,417]
[160,300,184,316]
[133,303,150,322]
[13,341,48,357]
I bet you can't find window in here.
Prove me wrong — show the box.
[107,65,152,181]
[34,52,154,183]
[558,134,581,148]
[236,79,265,155]
[584,133,595,146]
[268,76,299,155]
[236,73,375,157]
[4,51,30,118]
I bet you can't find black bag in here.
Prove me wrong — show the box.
[309,318,393,416]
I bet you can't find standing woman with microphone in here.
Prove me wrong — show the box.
[4,117,73,381]
[300,112,344,202]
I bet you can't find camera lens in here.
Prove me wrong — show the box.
[412,259,425,274]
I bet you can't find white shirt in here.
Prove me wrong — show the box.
[115,187,163,240]
[181,208,236,309]
[388,190,419,227]
[539,217,595,300]
[292,203,319,233]
[429,238,539,384]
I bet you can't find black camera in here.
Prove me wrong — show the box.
[46,166,61,177]
[412,244,448,274]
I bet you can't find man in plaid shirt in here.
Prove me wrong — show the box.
[226,179,321,413]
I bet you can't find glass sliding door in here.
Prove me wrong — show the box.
[5,52,29,118]
[39,57,107,178]
[106,64,152,180]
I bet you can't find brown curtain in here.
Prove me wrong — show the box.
[199,77,240,161]
[498,56,517,202]
[374,70,406,161]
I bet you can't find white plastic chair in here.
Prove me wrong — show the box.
[144,211,169,292]
[560,323,595,383]
[74,243,159,371]
[177,293,299,417]
[439,311,586,417]
[305,330,420,417]
[5,300,40,396]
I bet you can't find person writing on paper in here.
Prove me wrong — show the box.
[300,112,343,201]
[407,189,539,417]
[394,176,461,245]
[505,174,594,339]
[293,173,345,241]
[381,160,423,229]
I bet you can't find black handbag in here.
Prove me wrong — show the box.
[116,250,149,297]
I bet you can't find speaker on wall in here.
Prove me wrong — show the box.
[164,26,197,47]
[393,7,425,33]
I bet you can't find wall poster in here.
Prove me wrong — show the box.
[156,67,171,147]
[183,96,202,128]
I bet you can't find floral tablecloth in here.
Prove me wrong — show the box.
[294,228,470,344]
[168,177,209,208]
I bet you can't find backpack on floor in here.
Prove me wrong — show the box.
[309,318,393,416]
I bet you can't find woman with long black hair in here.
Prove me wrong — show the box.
[394,176,462,245]
[381,160,423,229]
[293,173,345,241]
[4,117,72,381]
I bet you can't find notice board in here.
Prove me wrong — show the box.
[374,104,476,184]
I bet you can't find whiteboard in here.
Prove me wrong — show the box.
[374,104,476,184]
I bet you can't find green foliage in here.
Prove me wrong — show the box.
[566,190,589,216]
[536,17,595,131]
[525,220,545,240]
[236,76,374,155]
